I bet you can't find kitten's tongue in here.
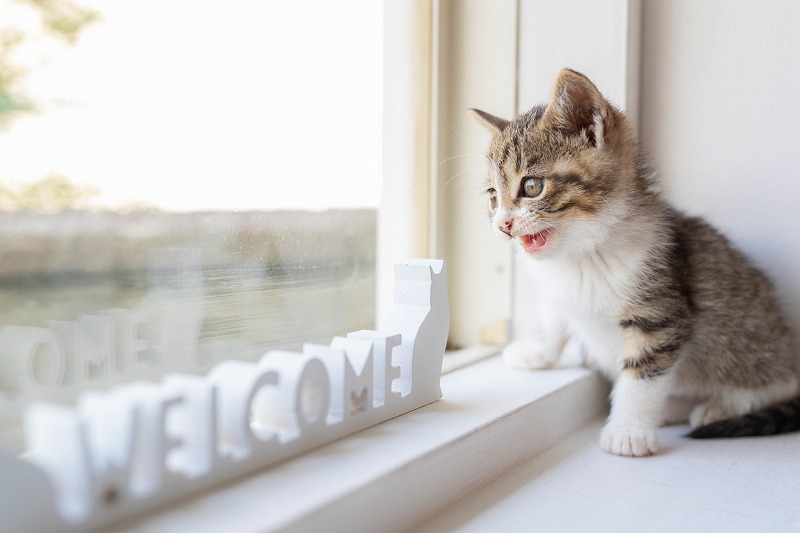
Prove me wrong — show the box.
[520,230,549,254]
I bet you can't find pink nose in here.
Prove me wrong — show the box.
[498,218,512,237]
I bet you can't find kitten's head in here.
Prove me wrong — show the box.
[469,69,640,258]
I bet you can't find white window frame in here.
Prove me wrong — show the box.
[63,1,642,530]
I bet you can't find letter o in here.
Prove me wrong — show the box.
[296,357,330,428]
[2,326,66,388]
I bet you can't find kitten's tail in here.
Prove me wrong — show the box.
[687,397,800,439]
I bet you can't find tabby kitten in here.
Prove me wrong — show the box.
[469,69,800,457]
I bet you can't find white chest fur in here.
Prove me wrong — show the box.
[519,224,656,378]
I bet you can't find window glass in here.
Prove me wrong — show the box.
[0,0,382,452]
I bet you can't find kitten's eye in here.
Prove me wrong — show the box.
[488,188,498,209]
[521,177,544,198]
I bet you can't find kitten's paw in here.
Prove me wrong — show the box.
[600,424,659,457]
[689,402,731,428]
[502,338,559,370]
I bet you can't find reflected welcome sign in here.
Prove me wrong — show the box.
[0,259,449,533]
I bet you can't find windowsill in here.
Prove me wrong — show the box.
[419,419,800,532]
[112,354,609,533]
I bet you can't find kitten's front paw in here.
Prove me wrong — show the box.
[502,338,559,370]
[600,423,659,457]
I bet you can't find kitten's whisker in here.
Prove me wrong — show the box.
[454,177,479,191]
[439,153,482,165]
[444,112,467,140]
[441,167,481,192]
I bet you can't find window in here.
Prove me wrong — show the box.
[0,0,382,452]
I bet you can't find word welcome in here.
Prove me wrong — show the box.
[0,259,449,533]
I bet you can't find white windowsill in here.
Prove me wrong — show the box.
[112,354,609,533]
[419,418,800,532]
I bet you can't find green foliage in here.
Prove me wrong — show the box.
[0,0,98,124]
[20,0,99,44]
[0,88,31,117]
[0,27,30,119]
[0,175,99,213]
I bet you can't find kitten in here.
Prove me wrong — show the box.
[469,68,800,457]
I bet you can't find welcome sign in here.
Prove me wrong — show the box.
[0,259,449,532]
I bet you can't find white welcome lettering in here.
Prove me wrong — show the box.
[0,259,449,533]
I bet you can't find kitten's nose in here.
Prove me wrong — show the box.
[497,217,513,237]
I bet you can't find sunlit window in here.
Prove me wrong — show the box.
[0,0,382,452]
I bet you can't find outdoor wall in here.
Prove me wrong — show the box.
[640,0,800,332]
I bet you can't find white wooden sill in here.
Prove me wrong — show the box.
[111,353,608,533]
[420,419,800,532]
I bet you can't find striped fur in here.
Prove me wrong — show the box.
[688,398,800,438]
[470,69,800,456]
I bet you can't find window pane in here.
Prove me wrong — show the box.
[0,0,382,452]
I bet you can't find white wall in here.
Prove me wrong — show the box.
[517,0,640,123]
[640,0,800,332]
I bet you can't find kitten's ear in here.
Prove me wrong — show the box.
[467,108,510,135]
[543,69,607,147]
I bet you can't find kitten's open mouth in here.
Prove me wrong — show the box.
[520,229,551,254]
